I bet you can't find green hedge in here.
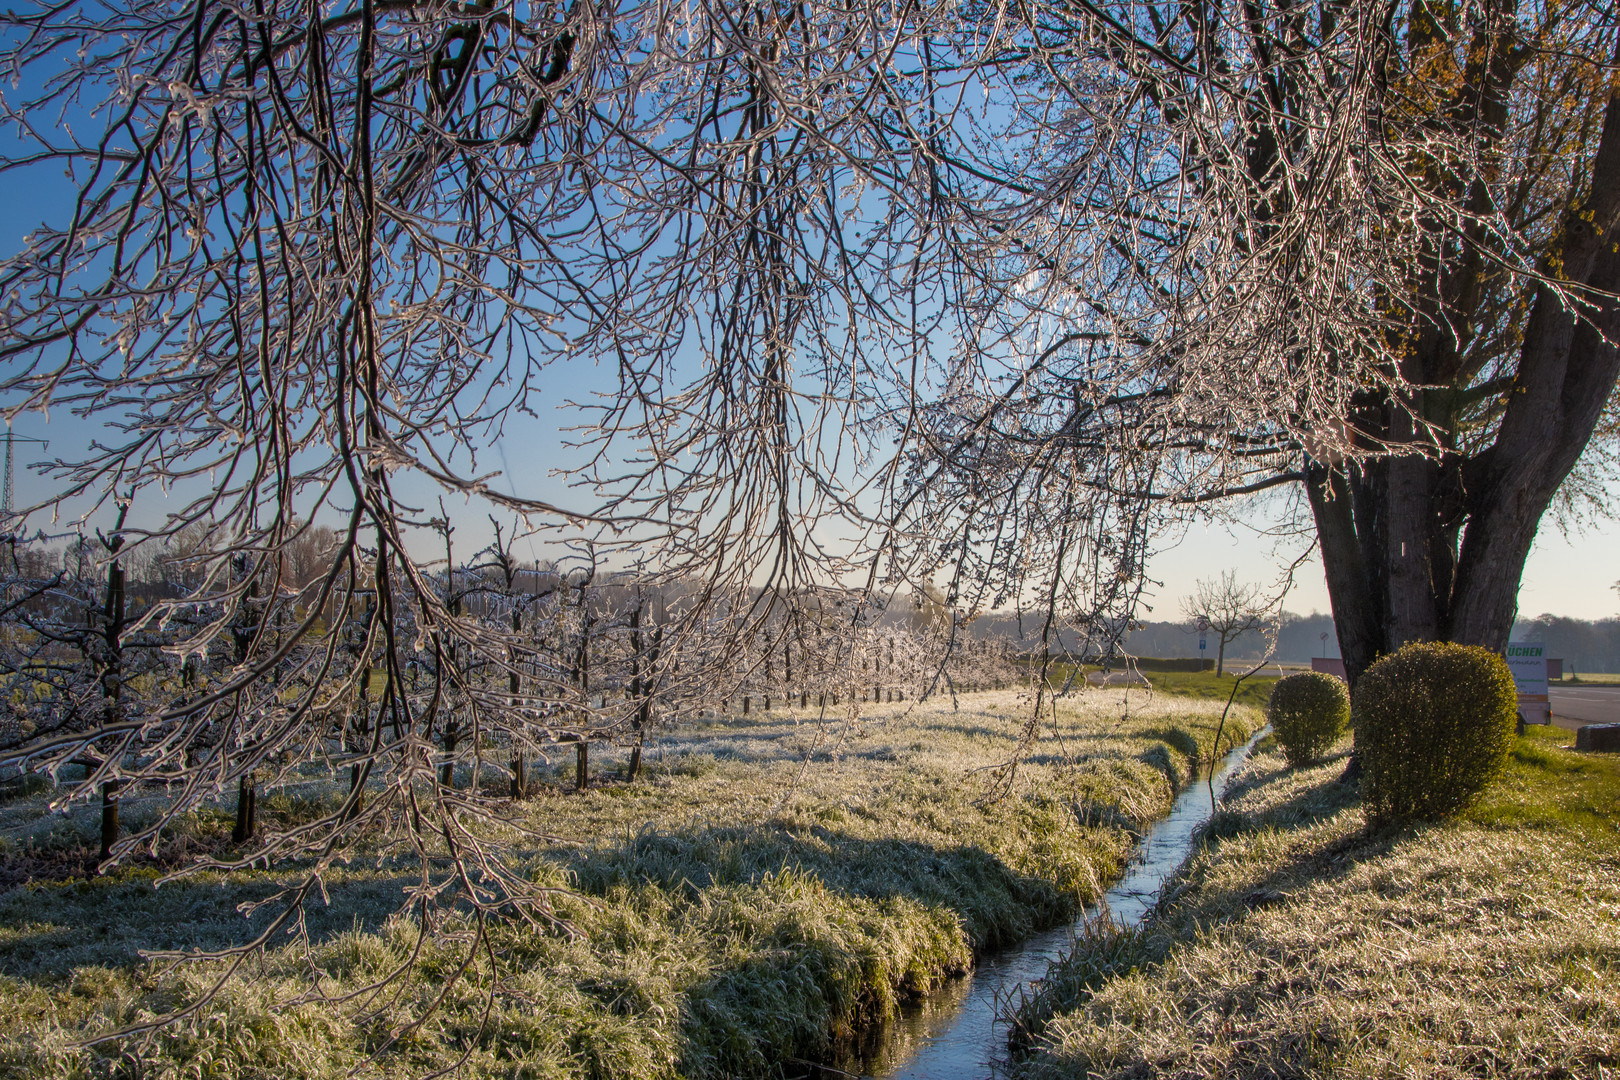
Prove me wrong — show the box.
[1268,672,1350,766]
[1357,641,1517,824]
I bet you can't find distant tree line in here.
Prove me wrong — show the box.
[1125,613,1340,667]
[965,611,1339,667]
[975,610,1620,672]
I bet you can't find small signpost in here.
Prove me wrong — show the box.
[1197,617,1208,666]
[1505,641,1550,727]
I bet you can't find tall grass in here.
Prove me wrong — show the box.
[0,689,1256,1079]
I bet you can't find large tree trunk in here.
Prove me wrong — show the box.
[1313,74,1620,688]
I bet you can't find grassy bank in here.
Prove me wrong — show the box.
[0,689,1257,1079]
[1007,724,1620,1079]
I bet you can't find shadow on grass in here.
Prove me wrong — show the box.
[567,822,1085,953]
[1180,755,1409,906]
[1132,724,1201,765]
[0,811,1082,1001]
[1195,728,1620,917]
[0,719,1229,992]
[1006,757,1391,1061]
[563,822,1102,1078]
[0,814,1092,1080]
[0,864,428,978]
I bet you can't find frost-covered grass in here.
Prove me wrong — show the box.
[0,688,1256,1079]
[1006,724,1620,1079]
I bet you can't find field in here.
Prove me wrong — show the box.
[1136,670,1279,708]
[1007,724,1620,1079]
[1564,671,1620,684]
[1031,661,1280,709]
[0,687,1259,1079]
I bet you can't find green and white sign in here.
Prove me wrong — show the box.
[1506,641,1548,697]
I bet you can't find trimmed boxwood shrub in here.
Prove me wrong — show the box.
[1356,641,1518,824]
[1268,671,1350,767]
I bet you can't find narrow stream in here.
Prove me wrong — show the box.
[815,726,1269,1080]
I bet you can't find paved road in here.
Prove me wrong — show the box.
[1549,685,1620,732]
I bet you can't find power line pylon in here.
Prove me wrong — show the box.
[0,423,48,525]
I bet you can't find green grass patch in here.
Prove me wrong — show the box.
[1468,723,1620,843]
[1140,669,1278,708]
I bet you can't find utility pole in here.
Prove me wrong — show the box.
[0,423,48,524]
[0,424,47,576]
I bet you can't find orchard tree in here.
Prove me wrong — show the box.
[1182,572,1272,677]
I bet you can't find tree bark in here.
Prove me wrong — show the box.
[1315,72,1620,687]
[347,658,369,821]
[98,779,120,862]
[232,557,259,831]
[627,618,659,783]
[441,723,458,788]
[509,604,525,799]
[233,774,257,843]
[95,509,128,867]
[347,763,365,820]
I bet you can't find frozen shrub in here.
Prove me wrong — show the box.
[1357,642,1517,824]
[1267,672,1350,767]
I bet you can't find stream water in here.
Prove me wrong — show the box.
[812,726,1269,1080]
